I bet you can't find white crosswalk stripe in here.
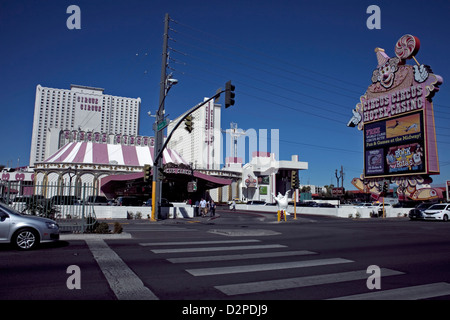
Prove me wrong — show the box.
[186,258,353,276]
[167,250,317,263]
[330,282,450,300]
[141,239,450,299]
[125,226,196,232]
[140,239,260,246]
[216,268,404,296]
[149,244,286,254]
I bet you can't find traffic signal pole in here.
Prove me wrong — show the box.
[153,81,234,168]
[151,13,170,221]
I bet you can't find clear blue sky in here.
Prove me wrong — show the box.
[0,0,449,190]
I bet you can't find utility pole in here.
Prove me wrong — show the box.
[151,13,170,221]
[335,165,344,188]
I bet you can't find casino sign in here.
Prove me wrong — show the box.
[348,35,443,201]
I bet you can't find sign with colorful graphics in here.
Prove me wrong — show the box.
[348,34,443,180]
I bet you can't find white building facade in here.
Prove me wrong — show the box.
[167,99,221,170]
[29,84,141,166]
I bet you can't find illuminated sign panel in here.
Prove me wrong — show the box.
[364,111,425,177]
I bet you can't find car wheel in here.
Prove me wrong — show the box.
[443,214,449,222]
[13,228,39,250]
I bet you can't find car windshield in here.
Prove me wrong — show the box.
[428,204,447,210]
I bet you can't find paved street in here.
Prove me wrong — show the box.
[1,209,450,304]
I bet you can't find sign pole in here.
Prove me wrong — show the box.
[294,189,297,220]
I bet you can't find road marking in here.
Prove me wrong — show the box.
[168,250,318,263]
[215,268,403,296]
[140,239,260,246]
[86,239,158,300]
[150,244,286,254]
[186,258,353,276]
[330,282,450,300]
[126,227,196,232]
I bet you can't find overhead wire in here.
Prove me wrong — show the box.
[167,17,450,150]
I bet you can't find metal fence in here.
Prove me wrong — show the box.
[1,181,97,233]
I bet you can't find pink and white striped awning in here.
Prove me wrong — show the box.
[43,142,188,167]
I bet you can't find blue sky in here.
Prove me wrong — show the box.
[0,0,449,189]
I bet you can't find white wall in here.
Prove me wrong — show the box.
[92,204,194,219]
[235,204,410,219]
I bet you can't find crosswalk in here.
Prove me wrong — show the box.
[139,238,450,300]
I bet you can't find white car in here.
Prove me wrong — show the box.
[423,203,450,221]
[354,203,375,208]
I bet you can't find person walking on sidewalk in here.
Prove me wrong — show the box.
[210,200,216,217]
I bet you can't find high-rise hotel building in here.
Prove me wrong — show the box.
[29,84,141,166]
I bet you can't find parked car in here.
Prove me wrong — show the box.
[0,202,60,250]
[50,195,80,205]
[11,195,45,212]
[115,196,142,206]
[143,198,173,207]
[84,195,109,206]
[246,200,266,205]
[423,203,450,221]
[408,202,435,220]
[354,203,375,208]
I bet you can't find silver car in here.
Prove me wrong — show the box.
[0,202,60,250]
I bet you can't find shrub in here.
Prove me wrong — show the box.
[113,222,123,234]
[94,222,110,234]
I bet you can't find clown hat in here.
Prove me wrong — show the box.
[375,47,390,67]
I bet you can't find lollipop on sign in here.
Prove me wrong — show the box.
[395,34,421,65]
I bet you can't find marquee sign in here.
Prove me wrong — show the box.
[349,35,443,199]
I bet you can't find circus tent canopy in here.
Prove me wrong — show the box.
[42,141,188,167]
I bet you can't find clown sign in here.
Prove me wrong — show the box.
[349,35,443,201]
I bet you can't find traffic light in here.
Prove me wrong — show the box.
[382,181,389,194]
[291,170,299,189]
[143,164,151,182]
[225,80,235,108]
[185,114,193,133]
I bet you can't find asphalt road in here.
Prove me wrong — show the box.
[1,208,449,309]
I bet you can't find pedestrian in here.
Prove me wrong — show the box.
[231,199,236,211]
[200,198,207,217]
[194,200,199,217]
[210,200,216,217]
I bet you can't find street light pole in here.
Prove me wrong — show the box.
[151,13,170,221]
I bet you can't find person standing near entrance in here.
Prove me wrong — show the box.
[200,198,207,217]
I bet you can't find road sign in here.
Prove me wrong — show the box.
[157,119,168,131]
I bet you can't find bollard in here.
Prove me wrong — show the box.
[277,210,287,222]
